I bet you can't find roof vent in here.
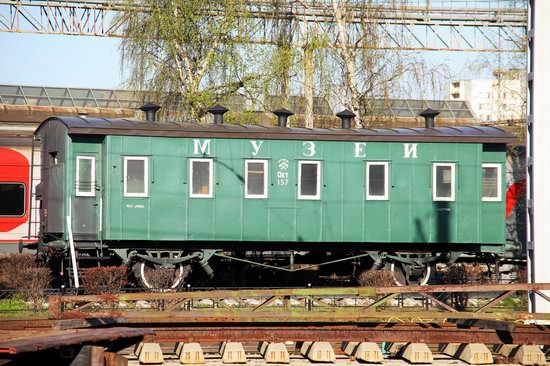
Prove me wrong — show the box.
[336,109,356,129]
[140,102,161,122]
[78,111,89,118]
[208,105,229,124]
[419,108,440,128]
[273,108,293,127]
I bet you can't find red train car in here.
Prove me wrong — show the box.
[0,138,39,252]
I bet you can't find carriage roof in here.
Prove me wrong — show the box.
[35,116,516,144]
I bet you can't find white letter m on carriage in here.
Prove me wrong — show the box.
[193,139,211,155]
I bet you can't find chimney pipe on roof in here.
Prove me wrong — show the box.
[273,108,293,127]
[336,109,356,129]
[419,108,440,128]
[208,105,229,124]
[140,102,161,122]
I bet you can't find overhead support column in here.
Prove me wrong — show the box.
[528,0,550,314]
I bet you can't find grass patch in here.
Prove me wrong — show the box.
[0,296,48,317]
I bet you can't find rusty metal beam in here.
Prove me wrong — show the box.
[0,327,153,355]
[49,309,550,322]
[252,296,279,312]
[535,290,550,303]
[144,323,550,345]
[363,293,399,310]
[47,284,550,322]
[49,283,550,305]
[475,291,515,313]
[419,293,458,313]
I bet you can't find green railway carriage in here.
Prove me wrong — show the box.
[33,114,516,286]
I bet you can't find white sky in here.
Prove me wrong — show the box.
[0,31,495,94]
[0,33,123,89]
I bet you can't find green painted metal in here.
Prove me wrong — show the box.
[64,134,506,248]
[68,136,104,240]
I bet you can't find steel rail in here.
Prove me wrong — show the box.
[48,309,550,322]
[0,320,548,349]
[144,323,550,344]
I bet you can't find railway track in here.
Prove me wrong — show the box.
[1,319,549,365]
[0,284,549,365]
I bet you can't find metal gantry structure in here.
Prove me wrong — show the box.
[0,0,527,52]
[0,84,140,109]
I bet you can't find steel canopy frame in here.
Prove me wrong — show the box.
[0,0,527,52]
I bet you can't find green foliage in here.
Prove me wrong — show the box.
[0,297,27,312]
[265,45,298,97]
[120,0,255,119]
[118,0,462,127]
[0,296,42,317]
[224,111,263,125]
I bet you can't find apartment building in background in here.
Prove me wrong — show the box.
[449,68,525,123]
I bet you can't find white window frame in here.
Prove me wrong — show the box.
[245,160,268,199]
[189,158,213,198]
[124,156,148,198]
[298,160,321,200]
[482,163,502,202]
[76,156,96,197]
[432,163,455,202]
[366,162,389,200]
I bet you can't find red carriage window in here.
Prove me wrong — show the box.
[0,183,25,216]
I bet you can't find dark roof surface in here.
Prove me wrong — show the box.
[36,117,516,144]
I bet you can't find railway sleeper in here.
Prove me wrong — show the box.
[128,341,549,365]
[442,343,493,364]
[495,344,547,365]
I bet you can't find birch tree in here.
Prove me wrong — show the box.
[328,0,416,128]
[120,0,255,119]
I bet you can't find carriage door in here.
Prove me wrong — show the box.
[73,155,100,240]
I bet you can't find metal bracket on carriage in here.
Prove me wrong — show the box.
[135,252,200,266]
[197,249,218,277]
[385,253,450,265]
[40,240,68,251]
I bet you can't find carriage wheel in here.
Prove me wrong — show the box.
[139,262,187,290]
[387,254,432,286]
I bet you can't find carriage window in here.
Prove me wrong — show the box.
[298,161,320,200]
[433,163,455,201]
[190,159,213,198]
[482,163,501,201]
[245,160,268,198]
[0,183,25,216]
[76,156,95,197]
[124,157,148,197]
[366,162,388,200]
